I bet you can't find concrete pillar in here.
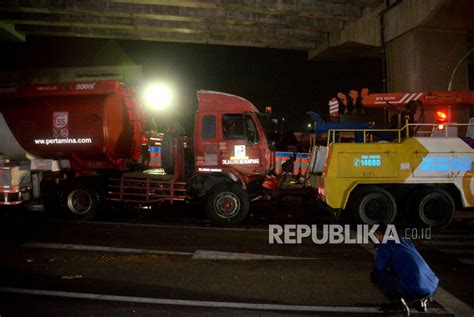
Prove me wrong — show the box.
[386,29,469,92]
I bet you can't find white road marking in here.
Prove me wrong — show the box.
[21,242,193,256]
[22,242,318,261]
[351,231,474,317]
[458,258,474,265]
[0,287,447,314]
[192,250,318,261]
[49,219,269,232]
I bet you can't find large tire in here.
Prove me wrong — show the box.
[60,184,98,221]
[351,186,397,225]
[414,189,455,229]
[205,183,250,225]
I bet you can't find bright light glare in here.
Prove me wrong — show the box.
[436,111,447,122]
[143,83,173,110]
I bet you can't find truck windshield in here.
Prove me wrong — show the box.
[222,113,260,144]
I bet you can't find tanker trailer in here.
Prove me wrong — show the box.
[0,81,146,219]
[0,81,271,225]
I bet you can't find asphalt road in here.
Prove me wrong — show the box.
[0,201,473,317]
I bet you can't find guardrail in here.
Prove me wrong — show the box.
[326,122,474,145]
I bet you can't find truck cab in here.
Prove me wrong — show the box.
[194,91,271,181]
[188,90,272,224]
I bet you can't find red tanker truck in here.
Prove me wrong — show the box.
[3,80,473,228]
[0,80,274,225]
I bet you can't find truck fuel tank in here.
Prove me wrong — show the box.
[0,81,145,170]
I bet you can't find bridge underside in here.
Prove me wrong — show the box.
[0,0,472,91]
[0,0,381,50]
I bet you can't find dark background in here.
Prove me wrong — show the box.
[0,36,384,131]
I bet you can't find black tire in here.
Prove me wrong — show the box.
[205,182,250,225]
[414,189,455,229]
[351,186,397,225]
[60,184,98,221]
[161,132,174,174]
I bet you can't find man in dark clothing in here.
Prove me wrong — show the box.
[371,226,439,314]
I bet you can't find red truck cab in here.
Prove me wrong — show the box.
[187,90,273,224]
[194,90,271,183]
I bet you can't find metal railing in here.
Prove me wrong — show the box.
[107,176,187,204]
[326,122,474,145]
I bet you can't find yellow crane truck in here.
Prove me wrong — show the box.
[316,89,474,228]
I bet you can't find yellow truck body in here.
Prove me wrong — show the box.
[318,124,474,227]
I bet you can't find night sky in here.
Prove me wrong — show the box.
[2,36,384,131]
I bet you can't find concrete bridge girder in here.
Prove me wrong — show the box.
[0,0,375,50]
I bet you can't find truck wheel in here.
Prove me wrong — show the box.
[60,185,98,221]
[415,189,455,228]
[205,183,250,225]
[352,186,397,225]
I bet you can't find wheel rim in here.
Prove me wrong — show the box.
[419,193,451,227]
[67,189,93,215]
[213,192,240,219]
[359,194,394,224]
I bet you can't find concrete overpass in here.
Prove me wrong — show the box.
[0,0,380,50]
[0,0,472,91]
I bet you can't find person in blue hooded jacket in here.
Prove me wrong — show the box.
[371,225,439,313]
